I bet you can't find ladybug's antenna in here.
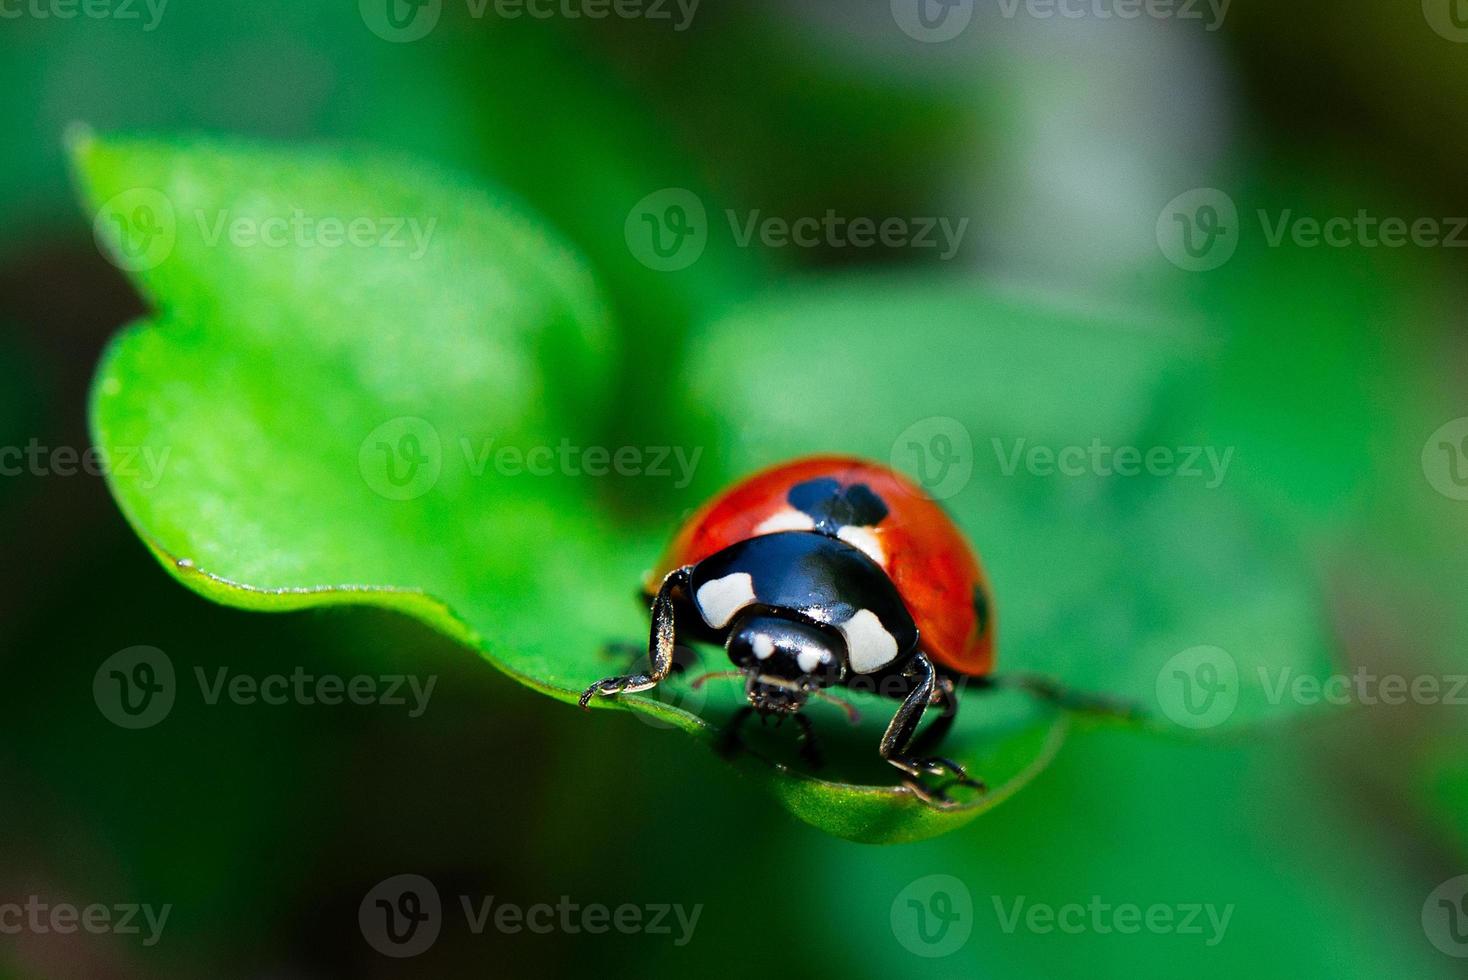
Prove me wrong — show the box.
[810,690,862,726]
[690,670,743,690]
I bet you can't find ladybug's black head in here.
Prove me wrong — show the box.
[726,611,845,715]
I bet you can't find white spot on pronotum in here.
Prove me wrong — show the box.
[753,509,815,536]
[836,525,885,565]
[796,648,830,674]
[839,609,898,674]
[752,634,775,660]
[695,572,756,630]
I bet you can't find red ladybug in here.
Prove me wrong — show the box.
[582,456,996,804]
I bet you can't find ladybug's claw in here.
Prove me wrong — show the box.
[578,675,656,708]
[900,778,963,809]
[888,755,986,809]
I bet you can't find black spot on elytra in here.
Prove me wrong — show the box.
[972,586,990,635]
[787,478,889,535]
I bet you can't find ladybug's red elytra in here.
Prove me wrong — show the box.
[581,456,998,805]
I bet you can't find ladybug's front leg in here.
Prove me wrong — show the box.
[879,652,985,808]
[579,566,692,708]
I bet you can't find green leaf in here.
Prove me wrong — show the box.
[75,135,1332,845]
[71,134,1042,844]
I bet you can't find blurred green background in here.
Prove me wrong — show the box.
[4,0,1468,976]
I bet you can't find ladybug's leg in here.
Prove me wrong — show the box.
[714,706,754,758]
[793,713,824,769]
[907,674,959,756]
[579,566,692,708]
[879,653,985,806]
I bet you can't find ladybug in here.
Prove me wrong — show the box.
[581,455,995,804]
